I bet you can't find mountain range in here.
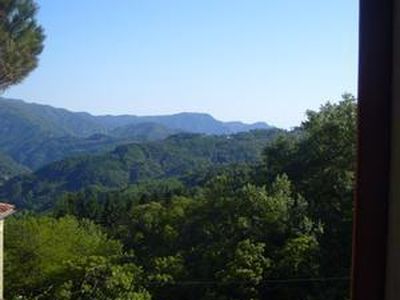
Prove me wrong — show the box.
[0,97,272,170]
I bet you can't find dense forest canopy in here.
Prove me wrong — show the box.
[2,95,356,300]
[0,129,280,211]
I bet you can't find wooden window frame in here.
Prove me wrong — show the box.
[352,0,394,299]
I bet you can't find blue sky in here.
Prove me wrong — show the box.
[5,0,358,128]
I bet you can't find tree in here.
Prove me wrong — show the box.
[54,256,151,300]
[4,216,122,299]
[0,0,44,91]
[216,239,269,300]
[263,94,357,300]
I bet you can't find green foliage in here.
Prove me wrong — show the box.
[216,239,269,300]
[0,0,45,90]
[147,255,186,285]
[2,95,355,299]
[263,94,356,299]
[5,215,123,299]
[53,257,151,300]
[1,130,279,210]
[0,151,29,185]
[51,172,320,300]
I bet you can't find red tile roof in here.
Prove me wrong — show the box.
[0,203,15,219]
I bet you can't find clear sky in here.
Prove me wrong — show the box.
[4,0,359,129]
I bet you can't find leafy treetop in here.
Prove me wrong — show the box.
[0,0,44,91]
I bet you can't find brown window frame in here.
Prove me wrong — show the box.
[352,0,393,299]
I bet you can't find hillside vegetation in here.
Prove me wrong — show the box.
[0,129,280,210]
[0,153,29,186]
[3,95,356,300]
[0,98,271,170]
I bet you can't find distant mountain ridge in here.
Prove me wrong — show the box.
[97,112,271,135]
[0,98,271,135]
[0,97,273,170]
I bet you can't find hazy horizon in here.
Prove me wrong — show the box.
[1,96,273,127]
[4,0,358,129]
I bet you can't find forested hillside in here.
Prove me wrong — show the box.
[0,129,280,210]
[3,95,356,300]
[8,130,180,171]
[95,112,272,134]
[0,98,271,170]
[0,153,29,186]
